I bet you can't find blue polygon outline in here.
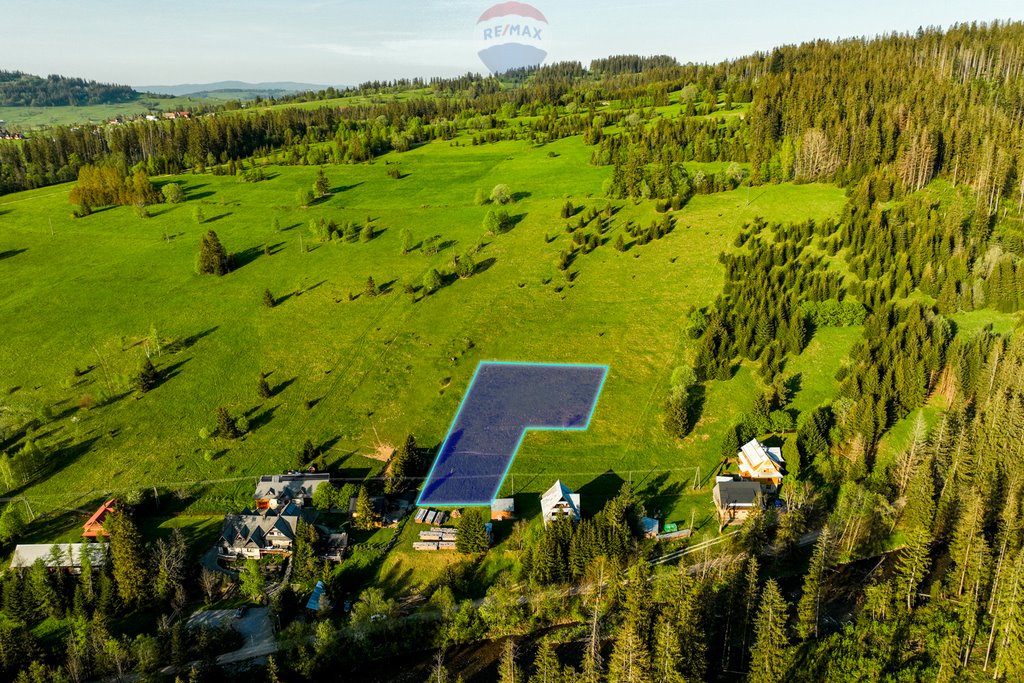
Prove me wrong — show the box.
[416,361,609,507]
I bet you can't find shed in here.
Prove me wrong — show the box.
[491,498,516,521]
[640,517,660,538]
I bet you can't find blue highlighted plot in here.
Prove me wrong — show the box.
[417,362,608,506]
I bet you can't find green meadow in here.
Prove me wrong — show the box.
[0,95,209,129]
[0,130,847,545]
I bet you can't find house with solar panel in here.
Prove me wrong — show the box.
[736,439,785,490]
[540,480,581,526]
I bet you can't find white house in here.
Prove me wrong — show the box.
[540,480,581,525]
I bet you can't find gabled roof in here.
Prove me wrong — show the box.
[82,499,116,537]
[254,473,329,502]
[540,480,580,519]
[220,503,305,550]
[714,480,763,508]
[11,543,106,570]
[739,439,784,470]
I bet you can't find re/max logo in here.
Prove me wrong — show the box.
[482,24,543,41]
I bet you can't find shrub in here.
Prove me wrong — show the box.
[161,183,184,204]
[489,184,512,205]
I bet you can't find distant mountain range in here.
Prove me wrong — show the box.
[137,81,336,97]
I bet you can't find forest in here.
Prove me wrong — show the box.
[0,71,138,107]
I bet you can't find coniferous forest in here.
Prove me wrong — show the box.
[4,19,1024,683]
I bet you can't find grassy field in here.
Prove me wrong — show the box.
[0,95,210,129]
[0,126,847,557]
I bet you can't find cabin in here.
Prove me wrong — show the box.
[491,498,516,521]
[736,439,785,489]
[540,480,581,526]
[82,499,116,537]
[713,479,763,528]
[254,473,330,510]
[11,543,105,573]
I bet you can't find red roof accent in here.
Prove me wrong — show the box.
[478,2,548,23]
[83,499,116,537]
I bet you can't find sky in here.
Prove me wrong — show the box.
[2,0,1023,86]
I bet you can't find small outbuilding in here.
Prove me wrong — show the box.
[640,517,660,538]
[491,498,516,521]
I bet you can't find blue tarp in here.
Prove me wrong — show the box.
[306,580,325,611]
[417,362,608,506]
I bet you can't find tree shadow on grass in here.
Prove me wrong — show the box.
[7,436,102,499]
[331,182,364,194]
[475,257,497,275]
[272,377,297,397]
[511,191,532,202]
[188,191,216,201]
[177,326,218,350]
[232,245,264,270]
[0,248,27,261]
[160,357,191,384]
[577,469,628,517]
[248,405,279,432]
[204,213,231,223]
[636,471,687,520]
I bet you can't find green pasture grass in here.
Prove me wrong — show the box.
[949,309,1020,337]
[0,131,846,549]
[0,95,208,129]
[787,326,863,415]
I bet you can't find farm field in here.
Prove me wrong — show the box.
[0,130,847,542]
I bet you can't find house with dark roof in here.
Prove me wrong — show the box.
[217,501,309,560]
[713,478,764,528]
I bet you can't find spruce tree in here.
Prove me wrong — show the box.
[456,508,489,554]
[134,357,159,394]
[105,510,148,606]
[365,276,378,297]
[498,638,521,683]
[257,375,272,399]
[196,230,230,276]
[313,168,330,198]
[262,289,275,308]
[796,526,833,639]
[216,407,239,439]
[354,485,375,531]
[298,439,318,467]
[749,579,789,683]
[529,639,560,683]
[652,616,685,683]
